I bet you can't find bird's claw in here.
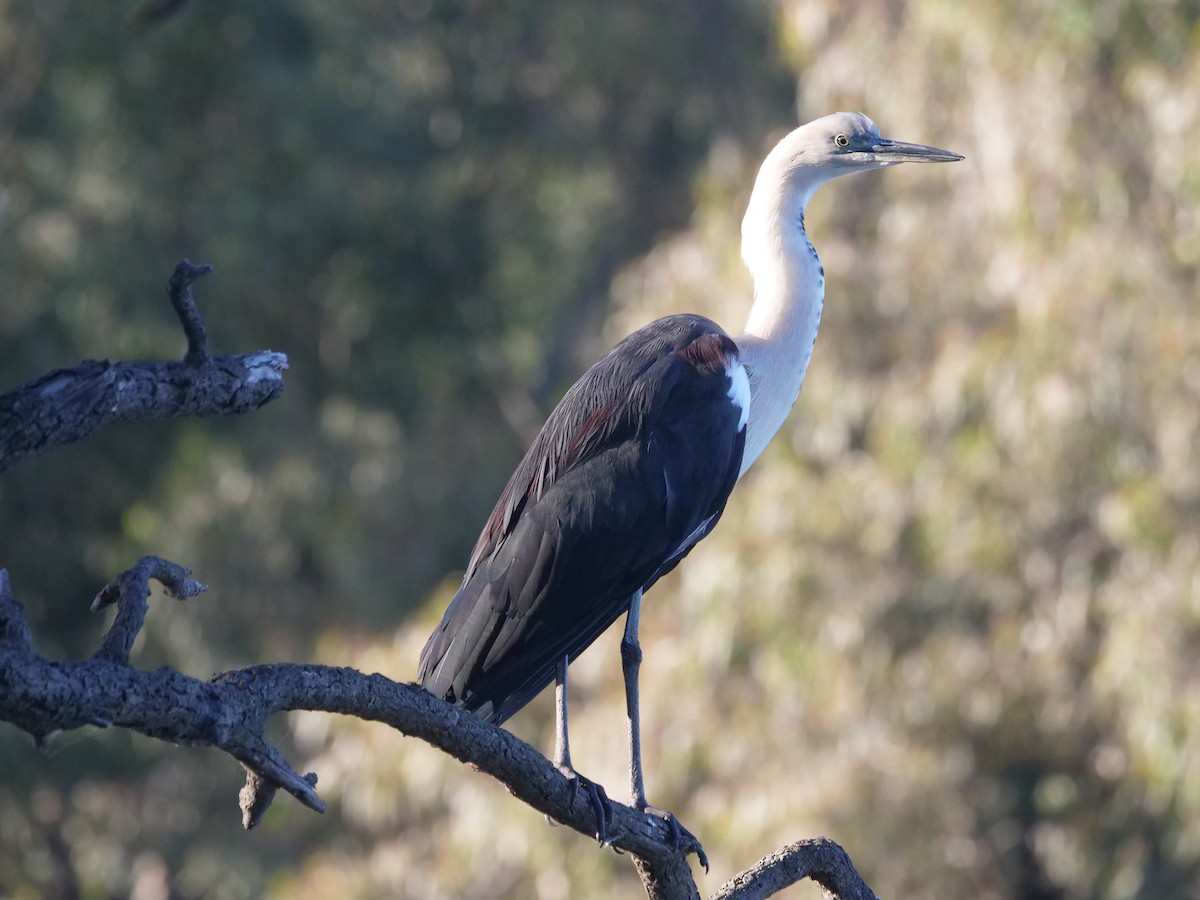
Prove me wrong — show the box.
[639,804,709,872]
[555,767,614,845]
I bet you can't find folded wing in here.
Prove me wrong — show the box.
[418,313,748,724]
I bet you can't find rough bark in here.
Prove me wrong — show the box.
[0,260,879,900]
[709,838,880,900]
[0,563,878,899]
[0,261,286,473]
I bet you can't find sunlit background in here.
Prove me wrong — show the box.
[2,1,1199,897]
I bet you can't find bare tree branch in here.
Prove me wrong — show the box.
[167,261,213,366]
[0,259,880,899]
[0,559,878,900]
[0,261,287,473]
[0,563,702,879]
[712,838,880,900]
[91,555,207,663]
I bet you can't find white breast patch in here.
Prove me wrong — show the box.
[726,357,750,432]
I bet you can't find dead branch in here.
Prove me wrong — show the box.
[0,261,287,473]
[710,838,880,900]
[0,561,877,900]
[0,260,879,899]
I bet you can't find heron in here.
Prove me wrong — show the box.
[418,112,962,855]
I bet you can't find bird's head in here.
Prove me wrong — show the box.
[772,111,963,181]
[741,112,962,285]
[749,112,963,219]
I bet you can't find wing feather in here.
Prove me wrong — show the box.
[418,314,746,723]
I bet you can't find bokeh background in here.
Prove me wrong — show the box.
[2,1,1199,897]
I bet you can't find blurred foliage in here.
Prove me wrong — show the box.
[2,0,1199,898]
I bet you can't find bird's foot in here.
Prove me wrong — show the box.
[638,803,709,872]
[549,765,614,845]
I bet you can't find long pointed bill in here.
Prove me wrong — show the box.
[870,139,964,164]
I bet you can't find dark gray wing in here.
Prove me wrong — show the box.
[418,314,746,724]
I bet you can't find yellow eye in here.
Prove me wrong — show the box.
[834,133,850,148]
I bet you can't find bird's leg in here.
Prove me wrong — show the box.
[553,654,573,773]
[550,654,612,844]
[621,590,649,809]
[621,590,709,871]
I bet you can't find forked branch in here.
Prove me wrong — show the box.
[0,261,287,473]
[0,261,878,900]
[0,561,877,900]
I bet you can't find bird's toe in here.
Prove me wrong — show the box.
[555,766,614,845]
[639,804,708,872]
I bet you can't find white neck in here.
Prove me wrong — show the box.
[735,158,829,476]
